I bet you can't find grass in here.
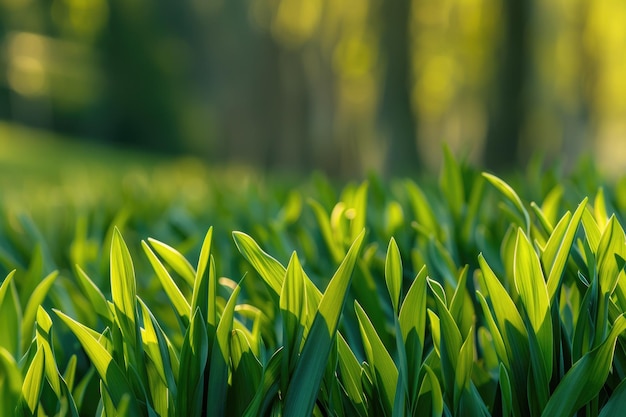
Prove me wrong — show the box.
[2,129,626,415]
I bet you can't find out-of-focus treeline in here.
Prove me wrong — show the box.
[1,0,625,177]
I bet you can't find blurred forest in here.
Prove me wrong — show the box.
[1,0,625,177]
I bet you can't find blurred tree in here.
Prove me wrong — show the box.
[380,0,419,176]
[483,0,531,170]
[99,0,184,154]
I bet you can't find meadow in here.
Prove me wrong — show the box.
[2,127,626,416]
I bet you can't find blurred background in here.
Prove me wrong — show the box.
[1,0,626,178]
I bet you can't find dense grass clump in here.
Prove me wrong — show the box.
[3,147,626,416]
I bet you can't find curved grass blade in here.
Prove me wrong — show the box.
[355,301,398,416]
[477,254,529,415]
[482,172,530,233]
[283,231,365,417]
[53,309,140,415]
[543,198,586,301]
[142,241,191,325]
[34,307,60,398]
[147,238,196,287]
[0,270,15,308]
[415,364,444,417]
[541,315,626,417]
[428,278,462,409]
[598,377,626,417]
[75,265,111,321]
[18,345,44,416]
[243,348,283,417]
[229,329,263,417]
[233,231,285,297]
[336,332,368,416]
[21,271,58,354]
[138,298,177,400]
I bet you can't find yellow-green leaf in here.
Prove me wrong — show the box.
[385,238,403,314]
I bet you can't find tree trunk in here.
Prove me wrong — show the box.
[380,0,419,176]
[484,0,531,171]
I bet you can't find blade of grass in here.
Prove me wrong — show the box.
[513,229,552,383]
[206,282,241,417]
[54,309,139,414]
[385,238,403,314]
[21,271,58,354]
[176,308,208,416]
[541,315,626,417]
[142,241,191,325]
[147,238,196,287]
[18,345,44,415]
[482,172,530,233]
[283,231,365,417]
[355,301,398,416]
[543,198,586,300]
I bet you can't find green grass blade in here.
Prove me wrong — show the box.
[385,238,403,314]
[176,308,208,416]
[138,298,177,400]
[53,309,139,414]
[190,228,213,325]
[541,315,626,417]
[147,237,196,287]
[34,307,61,398]
[406,181,439,238]
[0,347,22,412]
[206,283,241,417]
[348,182,368,241]
[355,301,398,416]
[21,271,58,354]
[283,230,365,417]
[416,364,444,417]
[482,172,530,233]
[453,328,474,413]
[75,265,111,321]
[499,364,513,417]
[475,292,509,369]
[582,207,601,253]
[110,228,139,353]
[597,215,626,297]
[229,329,263,417]
[308,199,345,263]
[598,378,626,417]
[477,254,529,415]
[0,270,15,308]
[18,346,44,416]
[440,145,465,220]
[142,240,191,325]
[513,229,552,380]
[336,333,368,416]
[399,265,428,405]
[543,198,586,300]
[428,278,462,409]
[280,252,308,384]
[243,348,283,417]
[594,187,609,230]
[232,231,285,296]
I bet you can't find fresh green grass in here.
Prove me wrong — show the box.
[2,137,626,416]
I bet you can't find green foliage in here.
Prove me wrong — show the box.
[4,155,626,416]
